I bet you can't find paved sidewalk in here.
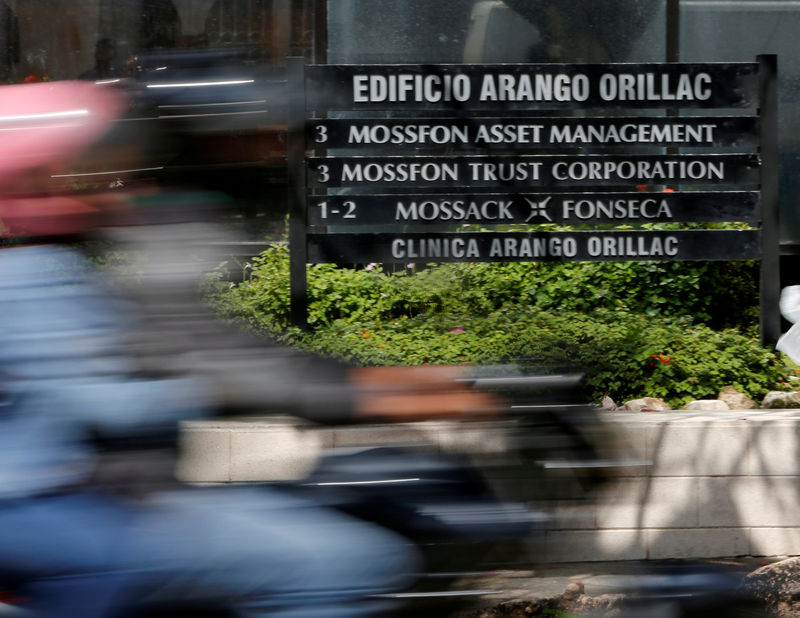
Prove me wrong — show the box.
[0,558,781,616]
[449,556,780,606]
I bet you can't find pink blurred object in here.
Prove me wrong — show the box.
[0,81,124,237]
[0,80,124,183]
[0,195,102,237]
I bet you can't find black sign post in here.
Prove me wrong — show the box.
[759,54,780,345]
[287,57,308,329]
[288,57,778,343]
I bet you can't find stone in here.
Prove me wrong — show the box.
[743,557,800,617]
[600,395,617,411]
[761,391,800,409]
[573,594,625,615]
[557,580,584,606]
[718,386,759,410]
[620,397,670,412]
[449,581,623,617]
[683,399,729,411]
[558,581,623,616]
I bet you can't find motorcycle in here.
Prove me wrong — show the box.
[272,370,617,616]
[0,370,618,617]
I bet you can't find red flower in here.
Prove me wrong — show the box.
[23,75,41,83]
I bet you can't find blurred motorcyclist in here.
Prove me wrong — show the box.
[0,80,499,618]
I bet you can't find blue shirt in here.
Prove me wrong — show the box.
[0,244,209,498]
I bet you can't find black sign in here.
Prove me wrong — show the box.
[308,154,760,188]
[308,230,760,263]
[289,56,778,340]
[308,116,759,150]
[308,191,759,226]
[306,63,759,111]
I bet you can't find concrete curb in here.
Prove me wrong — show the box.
[178,410,800,562]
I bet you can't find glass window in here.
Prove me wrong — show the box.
[679,0,800,244]
[328,1,665,64]
[5,1,800,247]
[1,0,319,241]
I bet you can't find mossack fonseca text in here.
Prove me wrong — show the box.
[351,70,713,103]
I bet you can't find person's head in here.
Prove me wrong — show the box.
[95,38,117,68]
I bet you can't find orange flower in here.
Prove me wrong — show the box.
[650,353,671,365]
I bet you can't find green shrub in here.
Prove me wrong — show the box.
[207,245,786,406]
[527,260,759,330]
[213,245,759,331]
[291,309,786,407]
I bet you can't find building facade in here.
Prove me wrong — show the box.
[4,1,800,263]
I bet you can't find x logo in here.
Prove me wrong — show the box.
[524,196,552,222]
